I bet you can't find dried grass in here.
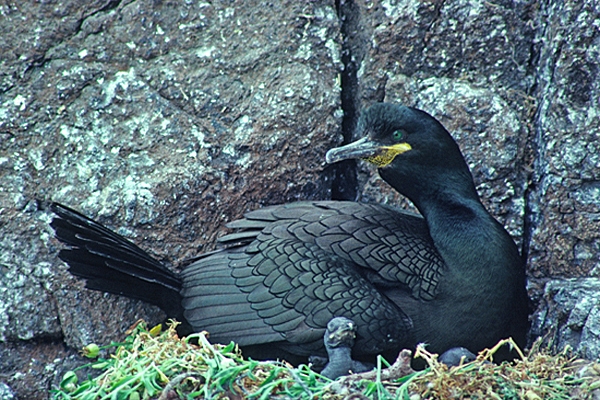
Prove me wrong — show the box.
[52,321,600,400]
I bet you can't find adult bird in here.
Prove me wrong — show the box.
[50,103,528,363]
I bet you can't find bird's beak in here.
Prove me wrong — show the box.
[326,137,412,168]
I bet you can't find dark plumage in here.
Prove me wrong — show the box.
[320,317,372,379]
[438,347,477,367]
[50,103,528,363]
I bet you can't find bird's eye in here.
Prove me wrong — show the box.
[392,130,404,141]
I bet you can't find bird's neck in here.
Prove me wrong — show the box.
[381,166,521,272]
[327,347,354,363]
[421,196,496,258]
[413,187,526,350]
[414,186,519,275]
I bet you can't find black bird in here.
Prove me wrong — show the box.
[320,317,372,379]
[50,103,528,363]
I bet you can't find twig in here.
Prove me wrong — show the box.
[326,349,415,394]
[158,373,203,400]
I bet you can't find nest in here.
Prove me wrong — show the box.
[52,321,600,400]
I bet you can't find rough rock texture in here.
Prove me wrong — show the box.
[525,0,600,362]
[531,278,600,360]
[528,0,600,278]
[0,0,599,398]
[0,1,341,398]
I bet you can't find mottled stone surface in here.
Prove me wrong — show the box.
[528,0,600,278]
[1,0,600,398]
[531,278,600,360]
[0,382,15,400]
[0,0,341,397]
[0,339,81,400]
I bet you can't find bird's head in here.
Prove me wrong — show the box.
[324,317,357,349]
[326,103,475,203]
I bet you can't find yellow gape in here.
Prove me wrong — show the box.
[363,143,412,167]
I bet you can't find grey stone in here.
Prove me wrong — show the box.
[527,0,600,278]
[1,1,341,397]
[0,382,15,400]
[530,278,600,360]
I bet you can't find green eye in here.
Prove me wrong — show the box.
[392,130,404,141]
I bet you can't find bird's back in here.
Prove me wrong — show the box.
[180,200,444,357]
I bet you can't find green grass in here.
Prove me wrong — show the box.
[51,321,339,400]
[51,321,600,400]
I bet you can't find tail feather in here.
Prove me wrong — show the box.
[50,203,183,317]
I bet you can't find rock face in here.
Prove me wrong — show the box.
[0,1,342,398]
[0,1,598,398]
[531,278,600,360]
[528,1,600,278]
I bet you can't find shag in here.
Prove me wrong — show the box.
[320,317,372,379]
[50,103,528,363]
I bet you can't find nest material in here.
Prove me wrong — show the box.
[52,321,600,400]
